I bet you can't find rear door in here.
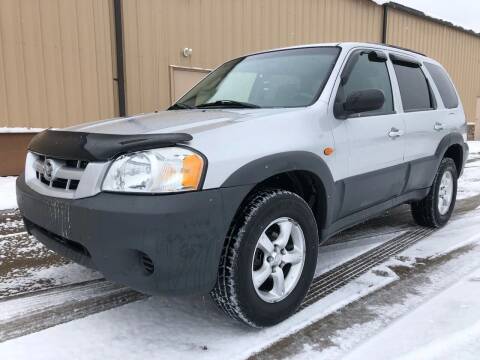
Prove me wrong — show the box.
[331,48,407,217]
[390,54,446,191]
[423,61,465,140]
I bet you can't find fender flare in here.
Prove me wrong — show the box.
[221,151,338,228]
[434,132,466,172]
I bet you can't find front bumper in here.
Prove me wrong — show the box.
[17,175,251,295]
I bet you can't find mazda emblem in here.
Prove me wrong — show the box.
[43,159,55,181]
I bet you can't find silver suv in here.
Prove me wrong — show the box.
[17,42,468,327]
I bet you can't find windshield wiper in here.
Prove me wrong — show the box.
[168,102,196,110]
[196,100,261,109]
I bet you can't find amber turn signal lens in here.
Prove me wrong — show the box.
[323,147,334,156]
[182,154,204,189]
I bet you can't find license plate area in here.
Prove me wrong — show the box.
[22,191,72,239]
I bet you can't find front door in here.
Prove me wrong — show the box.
[332,49,407,217]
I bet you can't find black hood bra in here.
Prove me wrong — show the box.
[28,130,193,161]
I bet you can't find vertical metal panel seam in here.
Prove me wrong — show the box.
[91,0,103,120]
[37,0,53,125]
[382,3,388,43]
[55,0,69,127]
[0,5,10,126]
[17,2,32,127]
[103,0,116,117]
[73,0,86,121]
[113,0,126,116]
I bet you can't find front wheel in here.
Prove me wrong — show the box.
[411,157,458,228]
[210,189,318,327]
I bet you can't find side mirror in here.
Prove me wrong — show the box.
[342,89,385,117]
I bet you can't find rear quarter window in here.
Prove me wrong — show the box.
[424,62,459,109]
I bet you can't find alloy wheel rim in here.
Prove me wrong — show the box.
[438,170,454,215]
[251,217,306,303]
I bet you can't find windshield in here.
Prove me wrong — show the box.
[174,47,340,109]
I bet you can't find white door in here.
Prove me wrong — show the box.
[392,59,443,163]
[332,49,407,216]
[392,58,461,192]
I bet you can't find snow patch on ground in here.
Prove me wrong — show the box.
[388,209,480,265]
[344,266,480,360]
[0,254,397,360]
[467,140,480,154]
[0,230,102,299]
[287,209,480,360]
[0,263,102,300]
[457,141,480,200]
[0,177,17,210]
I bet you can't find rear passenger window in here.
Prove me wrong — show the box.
[393,62,434,112]
[424,62,459,109]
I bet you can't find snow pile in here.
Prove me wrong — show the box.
[457,141,480,199]
[0,127,43,133]
[0,177,17,210]
[468,140,480,154]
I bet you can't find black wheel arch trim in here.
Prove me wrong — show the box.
[220,151,337,229]
[434,132,467,173]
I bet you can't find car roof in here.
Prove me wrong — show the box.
[244,42,437,65]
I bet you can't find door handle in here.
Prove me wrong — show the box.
[434,122,445,131]
[388,127,404,139]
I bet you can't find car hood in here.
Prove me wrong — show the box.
[65,108,295,136]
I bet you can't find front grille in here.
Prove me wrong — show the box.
[32,155,88,192]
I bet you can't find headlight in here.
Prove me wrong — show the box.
[102,147,205,193]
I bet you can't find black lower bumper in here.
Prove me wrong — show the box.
[17,175,251,295]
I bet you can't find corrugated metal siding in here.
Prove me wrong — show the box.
[121,0,384,115]
[0,0,116,128]
[386,8,480,122]
[0,0,479,130]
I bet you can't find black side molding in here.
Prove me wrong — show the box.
[28,130,193,161]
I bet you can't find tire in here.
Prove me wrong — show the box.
[210,189,319,328]
[411,157,458,228]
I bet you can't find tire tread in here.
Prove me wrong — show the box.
[210,189,308,327]
[411,157,457,228]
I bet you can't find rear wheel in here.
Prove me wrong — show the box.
[411,157,457,228]
[210,189,318,327]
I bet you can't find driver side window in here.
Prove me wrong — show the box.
[335,50,394,117]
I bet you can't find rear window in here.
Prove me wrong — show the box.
[393,63,434,112]
[424,62,459,109]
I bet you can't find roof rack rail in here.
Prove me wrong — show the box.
[378,43,426,57]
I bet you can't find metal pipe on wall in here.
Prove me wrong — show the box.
[113,0,126,117]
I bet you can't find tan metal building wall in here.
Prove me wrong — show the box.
[385,7,480,129]
[121,0,384,115]
[0,0,479,132]
[0,0,117,129]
